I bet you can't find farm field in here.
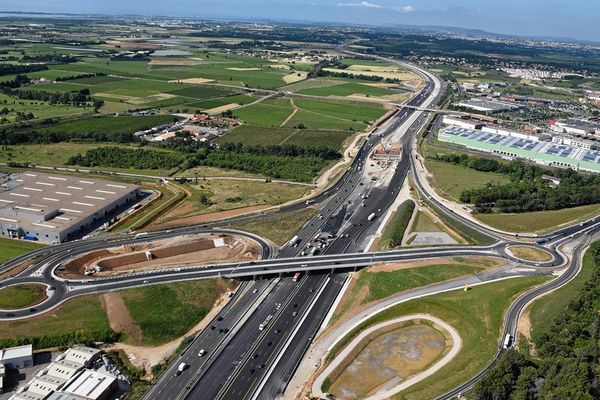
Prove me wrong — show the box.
[33,114,175,135]
[297,81,404,100]
[0,93,93,124]
[216,125,353,150]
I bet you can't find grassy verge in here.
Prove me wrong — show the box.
[0,284,46,309]
[0,237,46,264]
[158,180,309,222]
[529,241,600,336]
[475,204,600,233]
[121,279,236,345]
[332,257,497,322]
[229,207,317,246]
[378,200,415,250]
[0,295,115,349]
[327,276,549,400]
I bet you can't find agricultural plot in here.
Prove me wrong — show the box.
[216,125,352,150]
[36,115,175,135]
[0,92,93,123]
[297,81,402,99]
[184,94,256,112]
[233,101,294,126]
[283,110,364,131]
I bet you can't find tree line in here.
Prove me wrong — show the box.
[434,154,600,213]
[67,146,186,170]
[56,72,107,82]
[472,241,600,399]
[0,63,47,76]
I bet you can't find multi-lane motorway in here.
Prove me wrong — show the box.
[1,47,598,400]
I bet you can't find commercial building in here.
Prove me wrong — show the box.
[0,345,33,369]
[63,346,101,369]
[62,370,116,400]
[46,360,84,381]
[0,172,140,243]
[441,116,483,130]
[438,126,600,173]
[549,119,600,136]
[27,375,66,397]
[453,98,523,113]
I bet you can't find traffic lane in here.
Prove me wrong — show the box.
[220,274,325,400]
[183,277,305,400]
[148,280,269,400]
[256,274,347,399]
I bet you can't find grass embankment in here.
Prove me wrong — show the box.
[332,257,496,322]
[378,200,415,250]
[121,279,236,345]
[425,159,510,202]
[0,237,46,264]
[229,207,317,246]
[508,246,553,262]
[475,204,600,233]
[328,276,549,400]
[158,180,309,222]
[529,241,600,337]
[0,284,46,309]
[0,279,232,349]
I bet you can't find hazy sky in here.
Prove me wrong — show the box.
[3,0,599,42]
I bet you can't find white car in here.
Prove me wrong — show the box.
[198,349,206,357]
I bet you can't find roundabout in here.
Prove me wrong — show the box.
[0,283,48,311]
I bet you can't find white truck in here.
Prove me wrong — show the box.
[135,232,149,239]
[288,235,300,247]
[175,362,187,376]
[502,334,512,349]
[367,213,377,221]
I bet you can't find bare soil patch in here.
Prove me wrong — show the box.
[169,77,214,84]
[508,246,553,262]
[101,292,142,343]
[150,205,270,229]
[369,256,505,273]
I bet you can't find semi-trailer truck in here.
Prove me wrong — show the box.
[289,235,300,247]
[503,333,513,349]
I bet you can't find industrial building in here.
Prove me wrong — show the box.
[0,345,33,369]
[453,97,523,113]
[61,370,116,400]
[0,172,140,243]
[549,118,600,136]
[438,126,600,173]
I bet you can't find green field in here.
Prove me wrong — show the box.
[476,204,600,233]
[0,143,181,176]
[329,276,549,400]
[298,82,399,98]
[121,279,235,345]
[36,115,176,135]
[292,98,387,122]
[0,284,46,309]
[426,159,510,201]
[216,125,353,150]
[230,207,317,246]
[0,93,92,124]
[233,101,294,126]
[184,94,256,111]
[0,295,112,348]
[0,237,46,264]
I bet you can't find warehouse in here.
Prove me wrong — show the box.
[454,98,523,113]
[61,370,116,400]
[0,345,33,369]
[438,126,600,173]
[0,172,140,244]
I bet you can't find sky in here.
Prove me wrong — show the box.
[2,0,599,42]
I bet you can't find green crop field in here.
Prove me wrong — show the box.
[297,82,399,97]
[216,125,353,150]
[292,98,387,121]
[184,94,256,111]
[0,93,92,124]
[37,115,175,135]
[166,85,239,100]
[283,109,364,131]
[233,101,294,126]
[0,237,46,264]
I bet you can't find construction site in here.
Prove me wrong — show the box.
[56,233,262,279]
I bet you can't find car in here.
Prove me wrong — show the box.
[292,311,298,317]
[48,286,55,291]
[29,308,36,313]
[267,341,273,346]
[217,316,224,321]
[252,353,259,359]
[258,363,265,369]
[219,328,229,333]
[250,369,256,374]
[198,349,206,357]
[143,280,149,284]
[5,313,15,317]
[210,325,216,330]
[274,329,281,334]
[252,289,258,294]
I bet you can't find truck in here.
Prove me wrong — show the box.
[135,232,149,239]
[502,334,513,349]
[289,235,300,247]
[310,247,319,256]
[293,272,302,282]
[259,315,273,331]
[367,213,377,221]
[175,362,187,376]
